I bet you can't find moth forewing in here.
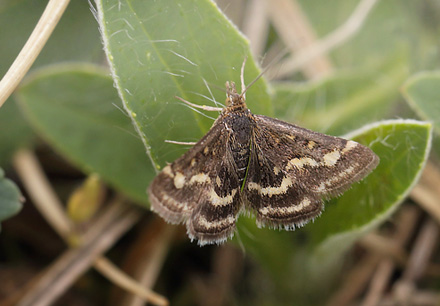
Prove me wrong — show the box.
[243,115,379,229]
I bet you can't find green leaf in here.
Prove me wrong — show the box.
[0,102,33,166]
[0,0,103,165]
[0,168,23,231]
[402,71,440,134]
[402,71,440,157]
[273,53,409,136]
[96,0,272,170]
[16,64,153,205]
[310,119,432,265]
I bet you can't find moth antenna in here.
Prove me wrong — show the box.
[205,81,227,94]
[241,48,291,97]
[202,78,223,108]
[190,92,225,108]
[240,56,247,99]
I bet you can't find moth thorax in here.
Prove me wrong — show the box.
[225,81,246,108]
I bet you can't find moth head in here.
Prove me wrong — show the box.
[225,81,246,107]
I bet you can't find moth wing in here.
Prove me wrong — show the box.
[148,123,242,245]
[244,115,379,229]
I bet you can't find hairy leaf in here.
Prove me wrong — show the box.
[16,65,153,205]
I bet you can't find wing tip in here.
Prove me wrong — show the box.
[186,218,237,246]
[148,185,188,224]
[254,202,324,231]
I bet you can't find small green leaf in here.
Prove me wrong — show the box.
[67,174,105,223]
[16,64,153,205]
[96,0,272,170]
[402,71,440,134]
[402,72,440,157]
[0,168,23,231]
[273,53,408,135]
[0,102,33,166]
[311,119,432,263]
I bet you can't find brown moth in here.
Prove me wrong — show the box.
[148,70,379,246]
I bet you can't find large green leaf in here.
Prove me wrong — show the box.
[95,0,272,170]
[0,169,23,232]
[311,119,432,265]
[273,53,409,136]
[16,65,153,205]
[0,0,103,165]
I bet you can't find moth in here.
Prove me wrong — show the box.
[148,70,379,246]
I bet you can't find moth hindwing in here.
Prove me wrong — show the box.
[148,82,379,246]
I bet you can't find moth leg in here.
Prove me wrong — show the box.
[164,140,197,146]
[175,96,223,112]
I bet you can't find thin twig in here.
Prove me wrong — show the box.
[94,257,168,306]
[411,184,440,225]
[80,197,130,244]
[0,0,71,108]
[123,222,175,306]
[363,261,395,306]
[392,218,439,304]
[359,233,407,266]
[13,149,73,240]
[328,206,420,306]
[17,205,141,306]
[401,218,439,282]
[13,149,169,305]
[378,290,440,306]
[361,206,421,306]
[269,0,379,79]
[326,254,381,306]
[194,245,244,306]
